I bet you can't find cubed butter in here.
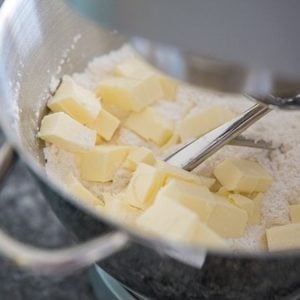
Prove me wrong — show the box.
[48,76,101,124]
[101,101,130,120]
[207,196,248,238]
[115,58,154,79]
[125,108,173,146]
[96,135,104,145]
[249,193,264,225]
[217,186,230,197]
[229,194,254,220]
[38,112,96,152]
[156,160,216,189]
[94,205,105,215]
[192,221,228,250]
[289,204,300,223]
[156,179,216,222]
[210,181,222,193]
[159,75,178,100]
[178,106,235,141]
[115,58,177,100]
[266,223,300,251]
[160,133,180,151]
[213,158,272,193]
[65,173,103,206]
[181,100,197,117]
[125,163,165,209]
[79,145,130,182]
[124,147,156,171]
[136,196,199,243]
[97,77,162,112]
[88,108,120,141]
[104,193,142,225]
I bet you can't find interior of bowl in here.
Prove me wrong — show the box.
[0,0,126,163]
[0,0,299,258]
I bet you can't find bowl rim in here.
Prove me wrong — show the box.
[0,0,299,262]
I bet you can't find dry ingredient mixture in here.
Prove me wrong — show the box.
[42,45,300,252]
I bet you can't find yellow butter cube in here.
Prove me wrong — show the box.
[125,163,165,209]
[124,147,156,171]
[217,186,230,197]
[79,145,130,182]
[115,58,153,79]
[178,106,235,141]
[96,135,104,145]
[115,58,155,79]
[192,221,228,250]
[229,194,254,220]
[38,112,96,152]
[96,77,162,112]
[266,223,300,251]
[181,100,197,117]
[289,204,300,223]
[213,158,272,193]
[115,58,177,100]
[88,108,120,141]
[65,173,103,206]
[207,196,248,238]
[156,160,216,189]
[156,179,216,222]
[159,75,178,100]
[249,193,264,225]
[160,133,180,151]
[94,205,105,215]
[48,76,101,124]
[104,193,142,225]
[125,108,173,146]
[210,181,222,193]
[136,196,199,243]
[101,101,130,120]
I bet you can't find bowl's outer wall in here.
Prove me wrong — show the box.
[38,175,300,300]
[1,1,300,299]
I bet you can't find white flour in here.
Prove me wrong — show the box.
[44,45,300,252]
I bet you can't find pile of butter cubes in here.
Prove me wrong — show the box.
[38,57,300,252]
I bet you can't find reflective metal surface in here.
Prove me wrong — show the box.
[0,1,128,274]
[166,103,270,170]
[0,1,300,299]
[69,0,300,100]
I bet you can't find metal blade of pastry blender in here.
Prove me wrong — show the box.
[69,0,300,100]
[165,103,270,171]
[228,136,277,150]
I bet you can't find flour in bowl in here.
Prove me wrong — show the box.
[43,45,300,252]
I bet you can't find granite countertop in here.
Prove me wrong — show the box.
[0,131,95,299]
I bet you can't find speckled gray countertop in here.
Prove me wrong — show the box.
[0,131,95,300]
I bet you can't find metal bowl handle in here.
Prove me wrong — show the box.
[0,143,129,274]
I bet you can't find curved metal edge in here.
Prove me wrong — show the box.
[0,142,18,185]
[0,142,128,274]
[0,230,128,275]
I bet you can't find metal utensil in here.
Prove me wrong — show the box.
[250,94,300,110]
[228,135,279,151]
[166,103,270,170]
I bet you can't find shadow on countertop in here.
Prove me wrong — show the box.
[0,131,95,300]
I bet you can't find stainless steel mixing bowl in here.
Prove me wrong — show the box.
[0,1,300,299]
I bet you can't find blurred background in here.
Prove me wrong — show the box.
[0,131,95,299]
[0,131,95,300]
